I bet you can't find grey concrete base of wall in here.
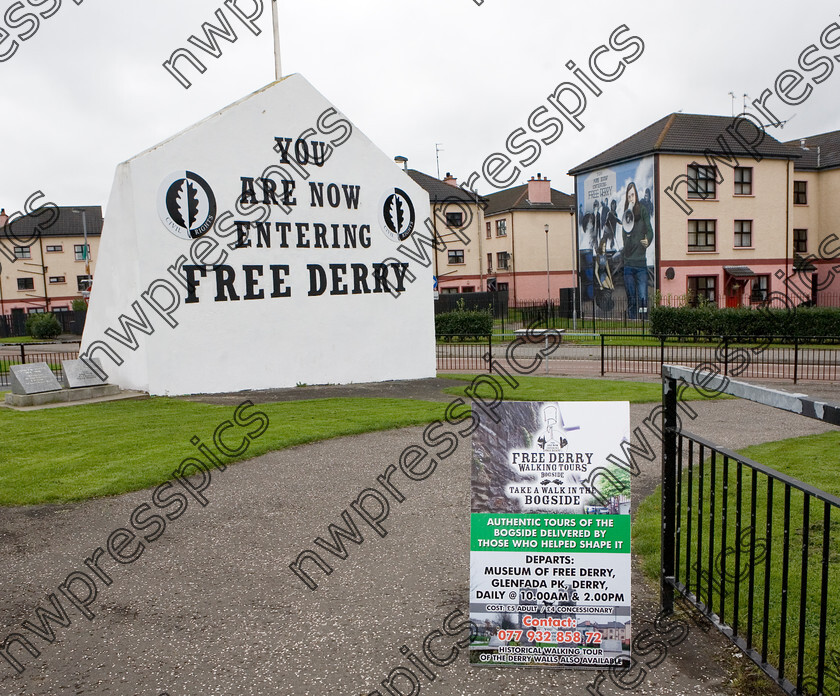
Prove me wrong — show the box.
[4,384,121,407]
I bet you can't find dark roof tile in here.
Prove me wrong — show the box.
[785,130,840,171]
[405,169,485,204]
[483,184,574,216]
[569,113,796,175]
[0,206,103,240]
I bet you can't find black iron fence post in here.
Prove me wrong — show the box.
[661,373,678,614]
[600,334,605,376]
[660,336,665,373]
[723,335,729,377]
[19,343,25,364]
[487,334,492,374]
[793,335,799,385]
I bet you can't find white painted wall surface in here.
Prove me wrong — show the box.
[82,75,435,395]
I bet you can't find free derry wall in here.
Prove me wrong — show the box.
[81,75,435,396]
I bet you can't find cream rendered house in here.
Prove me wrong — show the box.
[785,130,840,303]
[405,169,486,295]
[482,175,576,303]
[569,113,838,309]
[0,205,101,320]
[407,170,576,302]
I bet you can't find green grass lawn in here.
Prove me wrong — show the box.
[0,397,447,506]
[439,374,724,403]
[0,337,39,344]
[633,431,840,691]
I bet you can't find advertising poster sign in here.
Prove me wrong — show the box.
[470,401,631,668]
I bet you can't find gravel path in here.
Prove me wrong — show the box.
[0,376,836,695]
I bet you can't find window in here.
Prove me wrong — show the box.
[77,275,92,291]
[487,253,493,273]
[448,250,464,265]
[445,212,463,227]
[751,275,769,302]
[53,306,69,313]
[794,229,808,253]
[440,287,459,294]
[498,282,509,292]
[688,220,716,251]
[688,276,717,305]
[27,308,45,314]
[497,251,510,270]
[485,222,491,239]
[49,276,66,284]
[17,277,34,290]
[793,181,807,205]
[461,286,475,293]
[496,219,507,236]
[734,167,752,195]
[734,220,752,248]
[13,246,30,259]
[687,165,717,200]
[74,244,91,261]
[45,245,62,252]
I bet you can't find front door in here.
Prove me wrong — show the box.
[10,308,25,336]
[725,279,746,308]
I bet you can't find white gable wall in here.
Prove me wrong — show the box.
[82,75,435,395]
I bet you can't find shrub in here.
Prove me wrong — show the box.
[650,304,840,341]
[25,312,62,340]
[435,298,493,341]
[71,298,88,311]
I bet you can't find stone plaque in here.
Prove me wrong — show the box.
[62,358,108,389]
[10,363,62,395]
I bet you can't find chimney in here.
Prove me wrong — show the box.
[443,172,457,187]
[0,208,7,228]
[528,173,552,204]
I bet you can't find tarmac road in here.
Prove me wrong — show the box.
[0,378,836,695]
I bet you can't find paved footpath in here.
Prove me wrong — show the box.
[0,376,836,695]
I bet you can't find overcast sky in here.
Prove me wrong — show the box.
[1,0,839,214]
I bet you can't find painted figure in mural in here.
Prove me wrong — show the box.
[621,182,653,320]
[600,198,609,242]
[593,200,602,242]
[601,199,618,251]
[641,187,654,219]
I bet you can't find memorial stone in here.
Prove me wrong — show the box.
[62,358,108,389]
[10,363,62,395]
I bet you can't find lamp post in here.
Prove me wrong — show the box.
[544,223,551,375]
[544,223,550,300]
[570,210,577,330]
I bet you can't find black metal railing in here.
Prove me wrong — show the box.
[498,298,649,337]
[0,310,86,338]
[601,335,840,383]
[435,335,492,373]
[661,366,840,695]
[0,344,79,387]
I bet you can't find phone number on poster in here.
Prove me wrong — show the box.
[495,630,602,644]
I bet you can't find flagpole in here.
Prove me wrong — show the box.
[271,0,282,80]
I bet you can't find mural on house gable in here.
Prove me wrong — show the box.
[575,157,655,320]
